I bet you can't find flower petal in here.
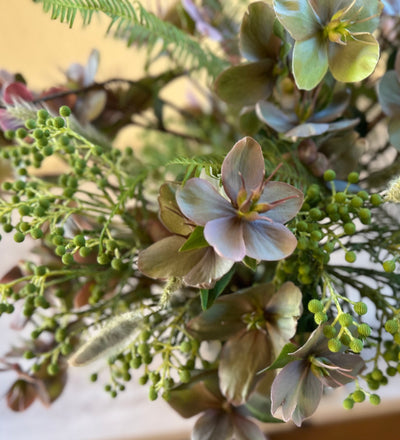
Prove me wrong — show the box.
[346,0,382,34]
[271,360,322,426]
[192,410,234,440]
[388,116,400,150]
[204,217,246,262]
[214,61,274,108]
[328,33,380,83]
[176,178,235,225]
[232,413,266,440]
[138,235,222,287]
[293,37,328,90]
[285,122,330,137]
[378,70,400,117]
[184,247,234,289]
[240,2,277,61]
[243,220,298,261]
[256,100,297,133]
[259,181,304,223]
[273,0,320,40]
[221,137,265,204]
[312,90,350,122]
[219,330,272,405]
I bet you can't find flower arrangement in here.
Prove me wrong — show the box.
[1,0,400,438]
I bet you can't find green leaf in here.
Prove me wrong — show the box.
[200,289,209,311]
[258,342,297,373]
[201,267,236,310]
[293,37,328,90]
[179,226,209,252]
[242,256,258,271]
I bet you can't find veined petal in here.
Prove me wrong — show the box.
[184,248,234,289]
[256,101,297,133]
[285,122,330,137]
[293,37,328,90]
[240,2,277,61]
[219,330,272,405]
[204,217,245,261]
[176,178,235,225]
[328,33,380,83]
[258,181,304,223]
[271,360,322,426]
[214,61,274,108]
[192,409,234,440]
[273,0,320,41]
[243,220,298,261]
[138,236,205,280]
[221,137,265,204]
[346,0,382,34]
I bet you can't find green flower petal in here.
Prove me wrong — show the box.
[328,33,380,83]
[293,37,328,90]
[240,2,277,61]
[214,61,274,107]
[219,330,272,405]
[346,0,382,34]
[273,0,320,40]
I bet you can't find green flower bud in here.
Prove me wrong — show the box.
[354,302,368,315]
[323,325,337,338]
[308,299,323,313]
[350,196,363,208]
[369,394,381,405]
[338,313,353,327]
[350,338,363,353]
[328,338,342,352]
[345,251,356,263]
[352,390,365,403]
[344,222,356,235]
[357,323,371,337]
[13,231,25,243]
[148,385,158,401]
[47,363,59,376]
[347,172,359,184]
[343,398,354,409]
[370,194,382,206]
[314,311,328,325]
[335,192,347,203]
[385,319,398,334]
[59,106,71,117]
[382,260,396,273]
[323,169,336,181]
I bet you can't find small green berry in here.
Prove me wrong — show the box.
[386,366,397,377]
[47,363,59,376]
[148,386,158,401]
[357,190,369,201]
[335,192,347,203]
[352,390,365,403]
[179,369,191,383]
[350,196,363,208]
[369,394,381,405]
[357,323,371,337]
[13,231,25,243]
[62,253,74,265]
[323,169,336,181]
[59,106,71,117]
[345,251,356,263]
[347,172,359,184]
[314,311,328,325]
[349,338,363,353]
[328,338,342,352]
[343,398,354,409]
[338,313,353,327]
[370,194,382,206]
[384,319,399,335]
[90,373,98,382]
[354,302,368,315]
[371,369,383,381]
[383,260,396,273]
[344,222,356,235]
[53,117,65,128]
[323,325,337,338]
[73,234,86,247]
[308,299,323,313]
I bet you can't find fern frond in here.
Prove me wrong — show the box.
[33,0,228,77]
[167,154,223,176]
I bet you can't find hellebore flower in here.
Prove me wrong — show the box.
[167,371,266,440]
[378,52,400,150]
[138,183,234,288]
[271,326,365,426]
[214,2,280,108]
[256,88,359,138]
[273,0,382,90]
[176,137,303,262]
[187,282,303,405]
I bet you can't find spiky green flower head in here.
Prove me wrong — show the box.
[273,0,383,90]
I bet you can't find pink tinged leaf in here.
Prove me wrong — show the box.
[232,413,267,440]
[2,82,33,104]
[176,178,235,226]
[192,409,234,440]
[271,360,322,426]
[6,380,37,412]
[242,220,298,261]
[184,247,234,289]
[221,137,265,204]
[258,182,304,223]
[255,101,297,133]
[204,216,246,261]
[219,330,272,406]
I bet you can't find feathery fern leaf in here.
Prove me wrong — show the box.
[32,0,228,77]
